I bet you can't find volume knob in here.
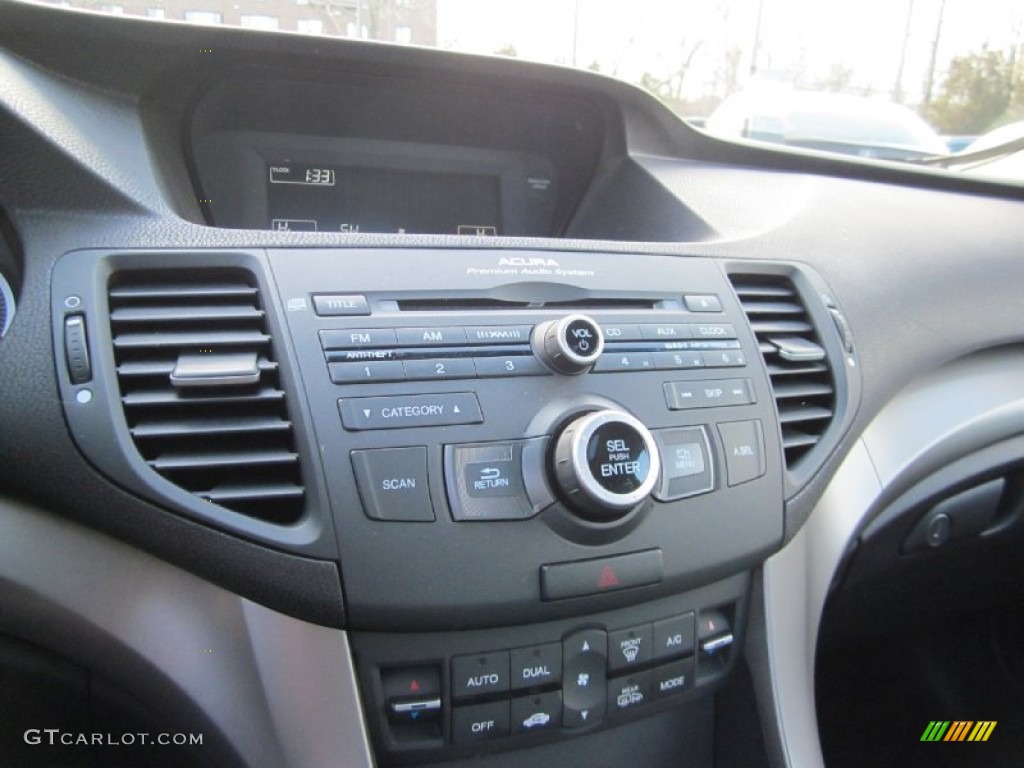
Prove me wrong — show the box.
[553,409,660,520]
[532,314,604,375]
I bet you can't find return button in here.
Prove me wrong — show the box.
[339,392,483,431]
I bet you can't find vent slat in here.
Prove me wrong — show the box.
[113,330,270,349]
[111,305,265,324]
[150,450,299,471]
[777,405,834,424]
[771,381,835,399]
[109,269,304,524]
[748,319,815,334]
[117,358,278,378]
[122,387,285,407]
[202,484,305,502]
[131,416,292,439]
[109,284,258,300]
[730,273,836,468]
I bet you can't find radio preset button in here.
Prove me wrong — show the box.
[339,392,483,431]
[403,357,476,381]
[320,328,397,349]
[652,351,705,370]
[473,355,550,378]
[702,350,746,367]
[593,353,654,372]
[396,326,468,346]
[329,360,406,384]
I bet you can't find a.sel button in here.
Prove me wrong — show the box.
[452,700,510,744]
[339,393,482,431]
[718,420,766,486]
[452,650,510,701]
[350,447,433,522]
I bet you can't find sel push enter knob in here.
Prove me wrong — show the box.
[532,314,604,374]
[553,409,661,520]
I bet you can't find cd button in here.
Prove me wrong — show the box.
[600,324,643,341]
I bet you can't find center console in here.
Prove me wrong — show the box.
[266,249,784,763]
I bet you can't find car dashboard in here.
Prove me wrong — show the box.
[3,3,1024,767]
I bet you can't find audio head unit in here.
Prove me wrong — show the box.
[269,249,785,630]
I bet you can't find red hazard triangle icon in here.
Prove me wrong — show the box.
[597,564,620,588]
[409,679,420,693]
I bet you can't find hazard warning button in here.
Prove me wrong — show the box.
[539,549,663,601]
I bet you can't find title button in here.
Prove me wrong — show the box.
[312,294,370,317]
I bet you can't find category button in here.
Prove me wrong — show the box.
[339,393,483,431]
[451,700,510,744]
[395,326,468,346]
[511,643,562,691]
[350,447,433,522]
[718,420,766,486]
[452,650,510,701]
[312,294,370,316]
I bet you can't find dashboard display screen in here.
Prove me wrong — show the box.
[266,162,501,235]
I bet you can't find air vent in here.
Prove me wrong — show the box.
[108,269,304,524]
[729,273,836,468]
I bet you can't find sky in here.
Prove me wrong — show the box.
[436,0,1024,106]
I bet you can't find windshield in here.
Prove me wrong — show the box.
[39,0,1024,178]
